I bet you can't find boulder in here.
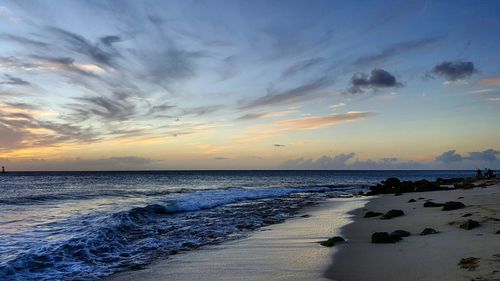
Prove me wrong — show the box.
[408,199,416,203]
[371,232,400,243]
[390,230,411,239]
[364,211,383,218]
[320,236,346,247]
[442,201,466,211]
[394,192,402,196]
[424,201,444,207]
[420,228,439,235]
[459,220,480,230]
[462,213,472,217]
[381,209,405,220]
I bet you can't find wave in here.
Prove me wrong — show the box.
[0,185,360,280]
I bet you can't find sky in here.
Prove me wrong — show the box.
[0,0,499,171]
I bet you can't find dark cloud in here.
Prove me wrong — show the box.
[72,92,136,122]
[348,69,402,94]
[0,33,48,48]
[214,157,228,160]
[4,102,39,110]
[240,77,333,109]
[237,112,268,121]
[0,74,31,86]
[273,144,286,147]
[282,152,422,170]
[282,57,325,78]
[99,35,122,47]
[468,149,499,162]
[141,46,205,89]
[436,149,499,163]
[352,36,443,67]
[431,61,476,81]
[182,105,223,116]
[47,26,120,68]
[435,150,463,163]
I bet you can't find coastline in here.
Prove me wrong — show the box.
[104,197,367,281]
[325,181,500,281]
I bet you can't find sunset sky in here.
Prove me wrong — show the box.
[0,0,499,170]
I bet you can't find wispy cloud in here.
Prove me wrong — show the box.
[236,111,376,142]
[282,57,325,78]
[240,77,333,109]
[236,109,298,121]
[352,36,443,68]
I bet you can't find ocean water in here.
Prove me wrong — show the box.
[0,170,472,280]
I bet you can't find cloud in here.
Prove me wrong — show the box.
[71,92,136,122]
[348,69,402,94]
[0,156,157,171]
[468,149,500,162]
[240,77,333,109]
[352,36,443,67]
[47,26,120,68]
[430,61,476,81]
[236,109,298,121]
[282,152,423,170]
[329,102,346,110]
[434,149,500,169]
[0,107,98,151]
[236,111,376,142]
[478,77,500,86]
[282,57,325,78]
[214,157,228,160]
[0,74,31,86]
[435,150,463,163]
[0,33,48,48]
[276,111,375,131]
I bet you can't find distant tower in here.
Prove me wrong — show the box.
[1,166,4,173]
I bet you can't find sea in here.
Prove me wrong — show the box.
[0,170,473,280]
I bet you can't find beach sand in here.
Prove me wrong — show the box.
[104,197,367,281]
[326,182,500,281]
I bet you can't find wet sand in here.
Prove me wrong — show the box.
[105,197,367,281]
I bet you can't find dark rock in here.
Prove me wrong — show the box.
[320,236,346,247]
[436,177,465,185]
[364,211,383,218]
[442,201,466,211]
[381,209,405,220]
[460,220,480,230]
[414,180,442,192]
[420,228,439,235]
[383,177,401,187]
[301,214,311,218]
[462,213,472,217]
[394,192,402,196]
[371,232,401,243]
[390,230,411,239]
[418,197,425,200]
[458,196,464,199]
[496,230,500,234]
[458,257,479,271]
[454,182,475,189]
[408,198,416,203]
[424,201,444,207]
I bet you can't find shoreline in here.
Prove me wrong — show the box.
[104,197,367,281]
[325,181,500,281]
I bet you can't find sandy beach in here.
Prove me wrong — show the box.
[103,181,500,281]
[326,181,500,281]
